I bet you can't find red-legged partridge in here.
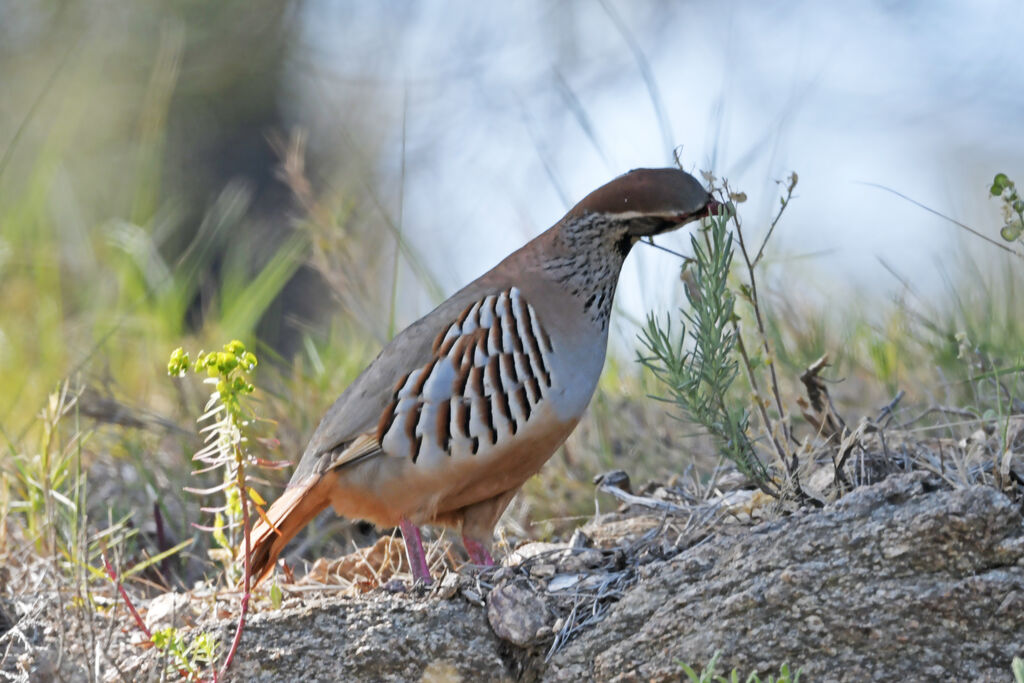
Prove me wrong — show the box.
[248,168,719,584]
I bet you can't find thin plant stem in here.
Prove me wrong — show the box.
[753,173,797,267]
[218,447,252,679]
[858,181,1024,261]
[725,183,792,448]
[101,551,152,640]
[732,328,789,475]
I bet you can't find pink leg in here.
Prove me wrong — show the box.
[399,518,432,584]
[462,535,494,566]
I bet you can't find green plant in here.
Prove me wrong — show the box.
[151,627,219,679]
[168,340,267,563]
[638,174,809,500]
[4,382,83,555]
[991,173,1024,243]
[167,338,278,678]
[638,208,773,494]
[680,651,802,683]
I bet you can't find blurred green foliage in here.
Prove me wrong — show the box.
[0,1,384,585]
[0,1,306,431]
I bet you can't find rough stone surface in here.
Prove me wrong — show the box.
[225,474,1024,682]
[221,594,519,682]
[8,473,1023,682]
[547,472,1024,682]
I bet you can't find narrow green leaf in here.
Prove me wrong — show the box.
[121,538,194,578]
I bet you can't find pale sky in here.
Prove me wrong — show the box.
[289,1,1024,348]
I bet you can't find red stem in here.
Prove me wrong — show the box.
[103,550,205,681]
[102,552,153,640]
[217,447,253,679]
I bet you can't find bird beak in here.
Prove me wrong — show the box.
[668,197,722,225]
[704,197,724,216]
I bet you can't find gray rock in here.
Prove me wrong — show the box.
[487,580,550,647]
[144,590,195,632]
[547,472,1024,682]
[16,473,1020,682]
[224,593,517,682]
[216,473,1024,682]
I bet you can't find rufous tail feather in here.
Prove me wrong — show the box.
[244,476,331,586]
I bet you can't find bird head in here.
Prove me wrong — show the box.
[567,167,721,240]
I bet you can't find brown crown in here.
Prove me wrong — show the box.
[567,168,714,220]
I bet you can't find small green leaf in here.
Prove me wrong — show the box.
[270,581,283,609]
[678,661,700,681]
[212,511,229,550]
[1000,220,1023,242]
[991,172,1010,196]
[151,627,173,649]
[121,538,194,578]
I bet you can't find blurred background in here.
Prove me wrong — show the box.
[2,1,1023,580]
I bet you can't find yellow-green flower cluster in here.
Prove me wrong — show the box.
[167,340,259,415]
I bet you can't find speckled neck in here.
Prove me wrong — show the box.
[540,214,632,331]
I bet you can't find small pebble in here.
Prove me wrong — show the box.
[530,563,556,579]
[462,588,484,606]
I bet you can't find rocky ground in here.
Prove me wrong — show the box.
[5,468,1022,682]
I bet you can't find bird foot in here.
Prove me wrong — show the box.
[462,535,495,566]
[399,518,433,585]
